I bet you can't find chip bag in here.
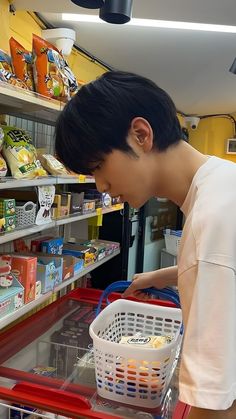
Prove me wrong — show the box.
[33,34,70,101]
[0,49,28,89]
[10,37,34,91]
[2,126,47,179]
[39,154,69,176]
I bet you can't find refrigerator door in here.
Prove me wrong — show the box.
[0,288,182,418]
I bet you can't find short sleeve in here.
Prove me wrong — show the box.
[178,261,236,410]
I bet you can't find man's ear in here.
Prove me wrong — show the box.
[130,117,153,152]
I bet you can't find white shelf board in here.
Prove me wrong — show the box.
[0,176,95,190]
[0,222,56,245]
[0,82,63,124]
[0,250,120,330]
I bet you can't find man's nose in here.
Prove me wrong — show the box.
[94,173,109,194]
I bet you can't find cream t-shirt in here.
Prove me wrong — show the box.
[178,156,236,410]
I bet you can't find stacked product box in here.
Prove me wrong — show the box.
[0,198,16,233]
[11,255,37,304]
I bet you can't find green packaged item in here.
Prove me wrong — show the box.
[5,215,16,232]
[0,198,15,217]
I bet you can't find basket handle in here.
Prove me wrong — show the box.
[22,201,35,212]
[95,280,181,317]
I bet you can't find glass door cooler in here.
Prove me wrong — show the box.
[0,288,190,418]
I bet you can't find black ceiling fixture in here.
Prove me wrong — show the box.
[71,0,104,9]
[99,0,133,24]
[229,57,236,74]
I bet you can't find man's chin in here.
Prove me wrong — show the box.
[127,198,148,209]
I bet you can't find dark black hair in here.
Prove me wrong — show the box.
[55,71,182,174]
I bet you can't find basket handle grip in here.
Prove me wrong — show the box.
[95,280,181,317]
[22,201,35,212]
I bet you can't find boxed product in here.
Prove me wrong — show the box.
[76,239,106,262]
[0,198,15,217]
[49,324,92,378]
[11,255,37,304]
[84,189,103,209]
[70,192,84,214]
[83,199,96,214]
[35,280,41,299]
[63,305,95,331]
[30,235,52,252]
[0,275,24,318]
[30,365,57,377]
[51,193,71,218]
[41,237,63,255]
[62,243,96,267]
[4,215,16,232]
[37,256,63,293]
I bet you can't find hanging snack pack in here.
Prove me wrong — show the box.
[10,37,34,91]
[0,49,28,89]
[36,185,55,225]
[2,126,47,179]
[33,34,70,101]
[64,59,79,97]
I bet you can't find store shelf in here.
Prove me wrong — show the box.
[55,249,120,292]
[55,204,124,226]
[0,222,56,245]
[0,206,124,244]
[0,250,120,330]
[0,176,95,190]
[0,82,63,124]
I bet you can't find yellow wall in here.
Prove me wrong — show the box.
[189,116,236,163]
[0,0,107,83]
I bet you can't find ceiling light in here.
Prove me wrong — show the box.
[99,0,133,25]
[70,0,104,9]
[62,14,236,33]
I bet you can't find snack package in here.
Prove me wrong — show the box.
[10,37,34,91]
[64,59,79,97]
[39,154,69,175]
[0,153,7,176]
[33,34,70,101]
[119,334,173,349]
[2,126,47,179]
[35,185,55,225]
[0,49,28,89]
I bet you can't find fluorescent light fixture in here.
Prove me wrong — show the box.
[62,13,236,33]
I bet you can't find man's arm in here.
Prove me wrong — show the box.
[188,402,236,419]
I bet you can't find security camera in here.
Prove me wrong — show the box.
[42,28,76,57]
[185,116,200,130]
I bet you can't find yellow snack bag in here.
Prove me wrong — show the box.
[2,126,47,179]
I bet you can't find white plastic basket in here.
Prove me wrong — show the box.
[89,299,182,408]
[15,201,37,227]
[164,229,182,256]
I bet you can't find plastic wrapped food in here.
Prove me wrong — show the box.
[0,153,7,176]
[39,154,69,175]
[10,37,34,91]
[119,334,173,349]
[33,34,70,101]
[0,49,28,89]
[2,126,47,179]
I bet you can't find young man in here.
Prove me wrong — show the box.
[55,71,236,419]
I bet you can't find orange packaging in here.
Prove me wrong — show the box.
[11,255,37,304]
[0,49,28,89]
[10,37,34,91]
[32,34,70,101]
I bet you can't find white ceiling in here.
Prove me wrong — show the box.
[13,0,236,115]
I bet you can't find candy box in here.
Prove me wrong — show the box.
[0,275,24,317]
[37,256,63,293]
[0,198,15,217]
[41,237,63,255]
[77,239,106,262]
[11,255,37,304]
[5,215,16,232]
[30,235,52,252]
[63,243,95,267]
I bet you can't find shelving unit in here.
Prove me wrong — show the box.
[0,205,123,244]
[0,249,120,330]
[0,82,124,329]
